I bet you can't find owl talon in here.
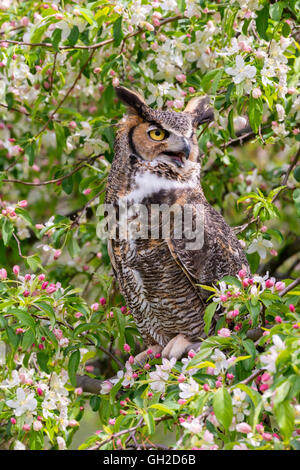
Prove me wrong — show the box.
[162,334,195,361]
[134,345,163,367]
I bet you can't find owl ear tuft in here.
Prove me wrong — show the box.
[184,95,214,127]
[115,86,149,117]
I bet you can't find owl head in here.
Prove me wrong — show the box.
[115,86,213,167]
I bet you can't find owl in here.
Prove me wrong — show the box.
[105,86,248,363]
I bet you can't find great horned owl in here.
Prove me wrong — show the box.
[105,86,248,363]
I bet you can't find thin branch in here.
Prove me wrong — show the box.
[240,368,264,385]
[70,185,107,228]
[2,155,98,186]
[0,16,182,51]
[279,277,300,297]
[34,49,96,140]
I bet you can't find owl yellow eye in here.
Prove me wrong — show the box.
[148,128,167,141]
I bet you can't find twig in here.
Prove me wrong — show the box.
[12,233,25,258]
[71,183,107,228]
[2,155,98,186]
[279,277,300,297]
[34,49,96,140]
[94,415,173,449]
[0,16,182,51]
[240,368,264,385]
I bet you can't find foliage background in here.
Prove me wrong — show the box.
[0,0,299,451]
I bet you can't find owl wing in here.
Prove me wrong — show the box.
[167,195,248,296]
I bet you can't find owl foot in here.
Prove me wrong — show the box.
[162,334,201,360]
[134,344,163,367]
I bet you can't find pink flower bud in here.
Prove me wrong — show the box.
[220,294,227,302]
[46,285,56,294]
[91,303,99,311]
[216,380,222,388]
[236,422,252,434]
[227,373,234,380]
[18,200,27,207]
[178,399,187,405]
[108,418,116,425]
[261,372,271,383]
[256,423,264,433]
[99,297,106,306]
[129,355,135,364]
[292,323,299,329]
[148,392,153,398]
[0,268,7,279]
[177,374,185,383]
[112,77,119,87]
[188,87,195,93]
[13,265,20,276]
[262,432,272,441]
[16,328,24,334]
[144,363,150,371]
[175,73,186,83]
[203,384,210,391]
[22,424,31,432]
[124,343,131,352]
[120,306,127,314]
[147,349,153,355]
[37,387,43,396]
[289,304,295,313]
[41,281,48,289]
[275,281,285,291]
[83,188,91,195]
[259,384,269,392]
[238,269,247,279]
[24,274,31,281]
[23,290,30,297]
[252,88,262,99]
[75,387,83,395]
[155,353,161,359]
[11,417,16,424]
[188,350,196,358]
[275,316,282,324]
[54,249,61,260]
[69,121,77,129]
[218,328,231,338]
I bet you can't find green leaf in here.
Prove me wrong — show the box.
[6,326,19,350]
[62,175,73,194]
[294,166,300,182]
[37,350,50,373]
[269,1,284,21]
[8,308,36,330]
[204,302,217,336]
[68,25,79,47]
[113,16,123,47]
[14,207,34,227]
[246,251,260,274]
[90,395,101,411]
[274,381,290,409]
[142,410,155,435]
[248,96,263,133]
[51,28,62,51]
[212,387,233,432]
[246,300,261,327]
[34,301,56,328]
[25,142,36,166]
[255,4,269,40]
[149,403,175,416]
[68,349,80,387]
[26,254,43,272]
[1,217,14,246]
[274,400,295,442]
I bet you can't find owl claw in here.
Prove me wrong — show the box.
[134,345,163,367]
[161,334,199,361]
